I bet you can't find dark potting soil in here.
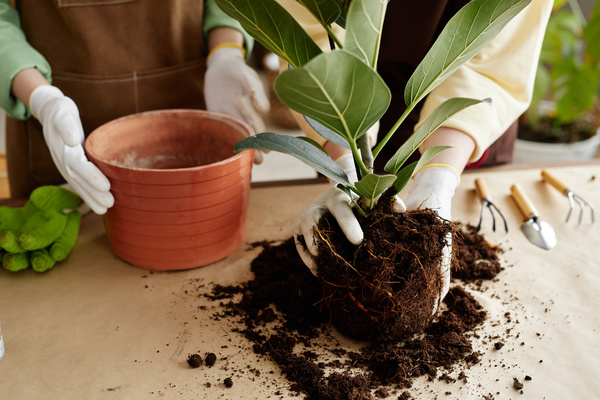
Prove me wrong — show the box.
[315,205,453,341]
[454,223,504,281]
[205,219,504,400]
[518,115,597,144]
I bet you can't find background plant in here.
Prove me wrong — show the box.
[216,0,531,214]
[524,0,600,135]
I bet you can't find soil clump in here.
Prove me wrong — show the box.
[315,202,454,341]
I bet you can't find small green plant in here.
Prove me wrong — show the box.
[522,0,600,141]
[216,0,531,212]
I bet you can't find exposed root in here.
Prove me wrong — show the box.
[314,206,453,341]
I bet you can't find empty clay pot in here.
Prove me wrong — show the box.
[84,109,254,271]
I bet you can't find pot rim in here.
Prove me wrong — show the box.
[84,109,254,173]
[515,129,600,151]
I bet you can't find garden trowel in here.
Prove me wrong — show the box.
[510,184,557,250]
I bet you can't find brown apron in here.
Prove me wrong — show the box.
[7,0,207,198]
[375,0,516,172]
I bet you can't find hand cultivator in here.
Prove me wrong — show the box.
[541,169,595,224]
[475,178,508,233]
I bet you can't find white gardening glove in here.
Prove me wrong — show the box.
[29,85,114,215]
[293,153,406,275]
[204,45,270,164]
[405,165,460,313]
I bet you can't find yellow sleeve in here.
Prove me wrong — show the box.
[416,0,554,162]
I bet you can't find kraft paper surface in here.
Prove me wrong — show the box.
[0,163,599,399]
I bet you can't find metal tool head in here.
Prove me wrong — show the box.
[475,178,508,233]
[520,216,557,250]
[476,199,509,233]
[541,169,595,225]
[565,189,595,224]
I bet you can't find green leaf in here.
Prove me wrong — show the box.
[214,0,322,67]
[583,14,600,63]
[297,136,329,153]
[391,161,418,194]
[405,0,532,106]
[391,146,452,193]
[334,0,348,28]
[274,50,391,143]
[233,132,350,184]
[344,0,387,68]
[296,0,341,26]
[384,98,487,174]
[553,61,597,123]
[394,146,452,193]
[304,116,351,149]
[354,173,397,205]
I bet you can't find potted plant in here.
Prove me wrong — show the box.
[516,0,600,163]
[215,0,531,340]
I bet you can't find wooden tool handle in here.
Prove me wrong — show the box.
[541,169,569,194]
[511,184,537,218]
[474,178,489,201]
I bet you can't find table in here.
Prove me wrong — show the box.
[1,163,599,399]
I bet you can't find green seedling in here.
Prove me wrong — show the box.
[216,0,531,213]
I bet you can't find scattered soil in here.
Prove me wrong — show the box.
[314,200,454,341]
[203,218,504,399]
[454,224,504,281]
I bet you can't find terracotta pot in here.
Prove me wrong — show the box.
[84,109,254,271]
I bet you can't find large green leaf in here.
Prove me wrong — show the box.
[583,14,600,63]
[353,173,397,206]
[233,132,350,184]
[274,50,391,143]
[384,98,487,174]
[392,146,452,193]
[214,0,322,67]
[344,0,387,68]
[296,0,341,26]
[405,0,531,106]
[553,60,597,123]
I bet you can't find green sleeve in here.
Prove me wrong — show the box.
[0,0,52,120]
[203,0,254,58]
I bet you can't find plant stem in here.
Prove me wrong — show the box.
[357,134,374,174]
[352,197,367,217]
[325,25,343,49]
[372,102,417,159]
[349,140,369,178]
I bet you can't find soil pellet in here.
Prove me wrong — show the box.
[205,353,217,367]
[186,354,202,368]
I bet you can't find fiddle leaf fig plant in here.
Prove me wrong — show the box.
[216,0,532,211]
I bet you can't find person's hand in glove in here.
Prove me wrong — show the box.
[0,186,83,272]
[293,153,406,275]
[204,30,270,164]
[405,165,460,312]
[28,84,114,215]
